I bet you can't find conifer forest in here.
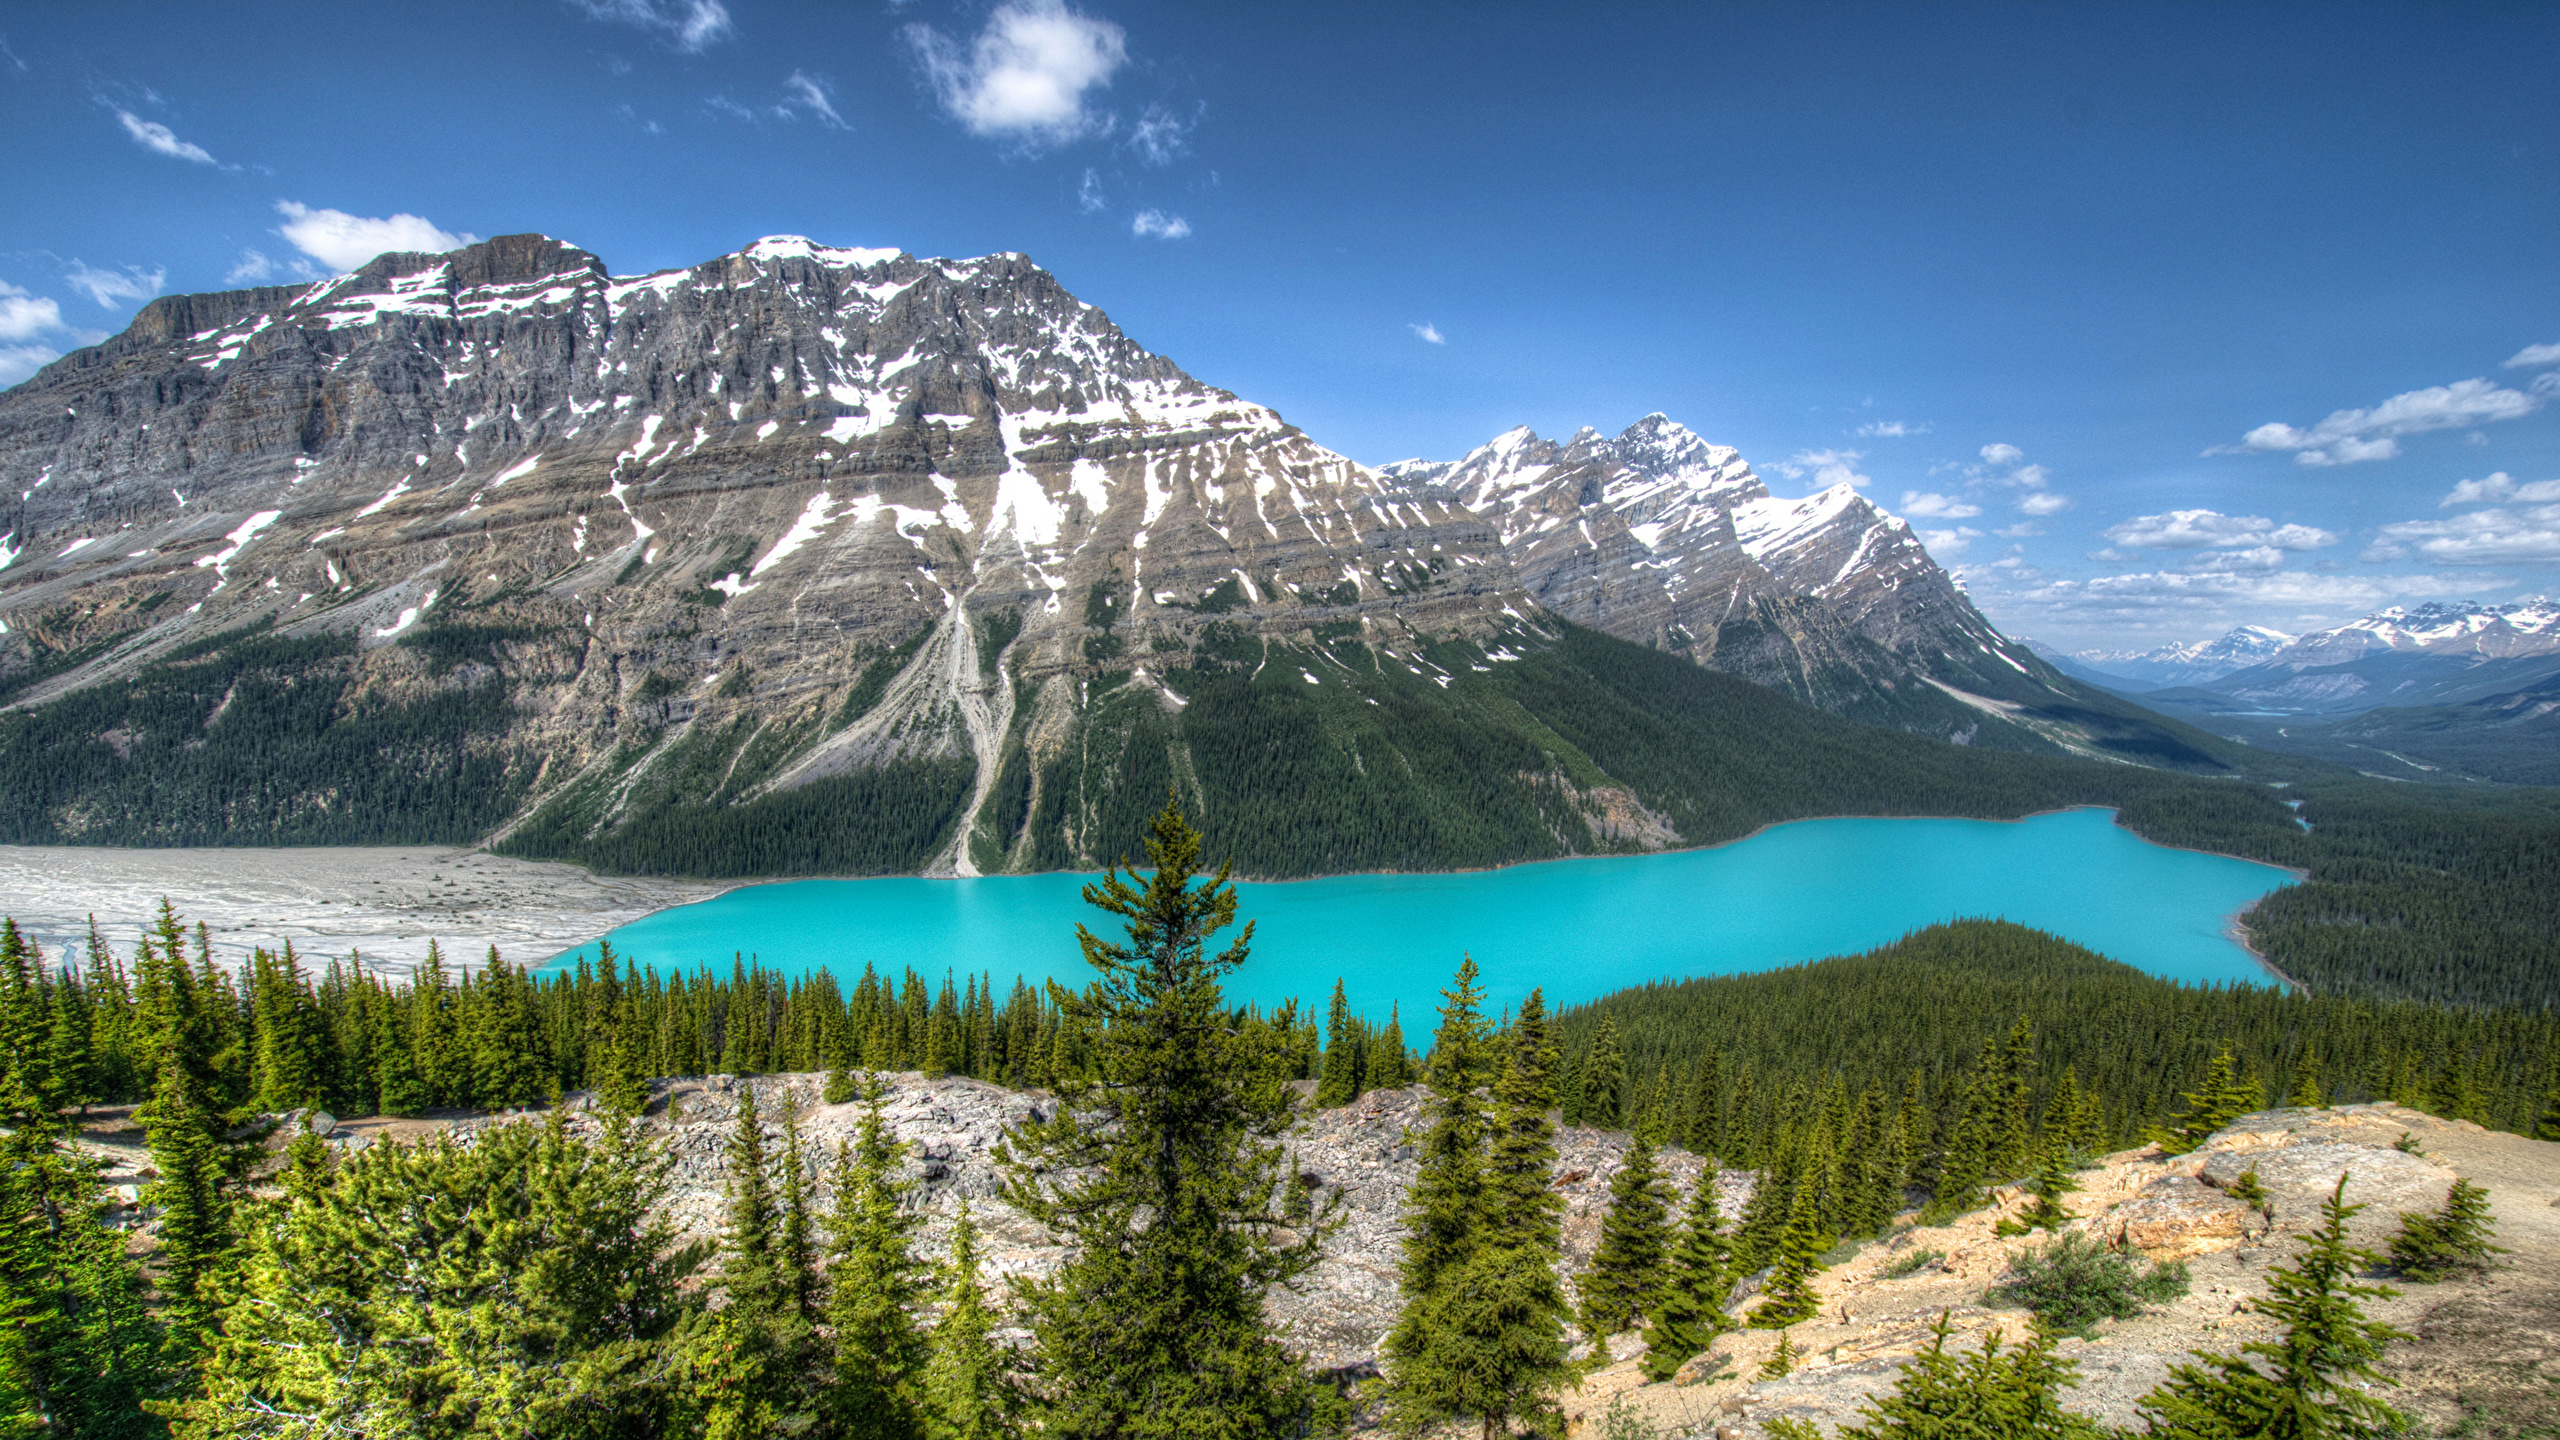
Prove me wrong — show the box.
[7,798,2557,1437]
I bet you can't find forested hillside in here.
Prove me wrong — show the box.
[1549,920,2560,1154]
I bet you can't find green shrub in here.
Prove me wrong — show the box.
[1986,1234,2189,1336]
[1880,1247,1946,1280]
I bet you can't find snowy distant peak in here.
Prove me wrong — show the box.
[2067,623,2298,687]
[736,235,906,268]
[2268,596,2560,667]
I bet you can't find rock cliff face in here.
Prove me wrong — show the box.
[0,233,2091,871]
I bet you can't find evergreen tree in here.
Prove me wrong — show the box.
[1580,1132,1675,1350]
[1641,1177,1735,1383]
[1683,1048,1724,1159]
[131,911,258,1354]
[1748,1176,1830,1330]
[923,1199,1020,1440]
[168,1113,703,1437]
[1997,1150,2080,1237]
[1579,1016,1627,1130]
[997,796,1334,1439]
[1386,981,1576,1440]
[2136,1174,2412,1440]
[2148,1046,2261,1156]
[1389,955,1493,1311]
[828,1078,930,1440]
[470,951,550,1108]
[720,1081,783,1315]
[1315,978,1363,1108]
[1370,1004,1409,1091]
[2385,1177,2503,1282]
[1831,1312,2106,1440]
[0,919,172,1435]
[2288,1046,2325,1109]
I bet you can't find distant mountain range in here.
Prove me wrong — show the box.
[2049,599,2560,784]
[0,233,2240,874]
[2028,626,2295,690]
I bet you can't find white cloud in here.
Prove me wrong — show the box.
[224,248,275,284]
[2440,472,2560,507]
[907,0,1126,147]
[2506,341,2560,369]
[2016,491,2071,517]
[62,260,164,308]
[569,0,733,52]
[1408,322,1444,345]
[1979,442,2023,466]
[0,281,63,342]
[2099,508,2337,552]
[113,108,216,165]
[1775,447,1872,490]
[2225,376,2551,467]
[777,71,848,128]
[1127,103,1190,165]
[2365,505,2560,565]
[1899,490,1980,519]
[1972,567,2490,628]
[1919,526,1982,556]
[1857,420,1927,438]
[1131,209,1190,239]
[0,344,61,386]
[1993,522,2044,539]
[1077,167,1106,213]
[2183,546,2287,575]
[274,202,476,273]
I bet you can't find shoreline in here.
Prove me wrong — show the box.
[3,807,2306,989]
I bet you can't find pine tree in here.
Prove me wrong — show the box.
[1580,1132,1675,1350]
[1831,1311,2107,1439]
[470,951,550,1108]
[131,912,257,1355]
[1579,1016,1627,1129]
[720,1081,783,1316]
[1371,1004,1409,1090]
[1316,977,1363,1108]
[1634,1068,1674,1146]
[1389,955,1493,1311]
[1760,1327,1799,1379]
[2386,1178,2503,1282]
[1997,1150,2080,1237]
[923,1199,1019,1440]
[1748,1174,1830,1329]
[1641,1177,1736,1383]
[2148,1046,2260,1156]
[828,1078,930,1440]
[2288,1046,2325,1109]
[2137,1174,2412,1439]
[168,1112,702,1436]
[997,795,1334,1439]
[1683,1048,1724,1159]
[2536,1088,2560,1143]
[1387,981,1575,1440]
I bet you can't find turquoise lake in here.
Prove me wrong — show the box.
[549,807,2299,1021]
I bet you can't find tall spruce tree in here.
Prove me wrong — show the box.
[1388,955,1493,1312]
[1580,1132,1675,1351]
[131,908,258,1355]
[923,1199,1020,1440]
[1748,1175,1830,1329]
[1641,1177,1736,1383]
[2149,1046,2261,1156]
[828,1078,930,1440]
[2137,1174,2412,1439]
[1385,983,1577,1439]
[996,796,1334,1439]
[1315,978,1363,1108]
[1579,1016,1627,1130]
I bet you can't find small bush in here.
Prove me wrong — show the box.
[1880,1247,1946,1279]
[1986,1233,2190,1336]
[2394,1131,2426,1155]
[2387,1177,2504,1282]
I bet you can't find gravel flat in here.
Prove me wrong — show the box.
[0,844,728,976]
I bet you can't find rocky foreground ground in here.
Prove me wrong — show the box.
[75,1076,2560,1436]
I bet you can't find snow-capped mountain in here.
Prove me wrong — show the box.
[0,233,2082,870]
[2064,625,2298,688]
[2254,599,2559,669]
[1382,416,2058,716]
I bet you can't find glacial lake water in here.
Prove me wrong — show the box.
[545,809,2304,1019]
[548,807,2299,1021]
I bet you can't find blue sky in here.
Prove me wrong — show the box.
[2,1,2554,650]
